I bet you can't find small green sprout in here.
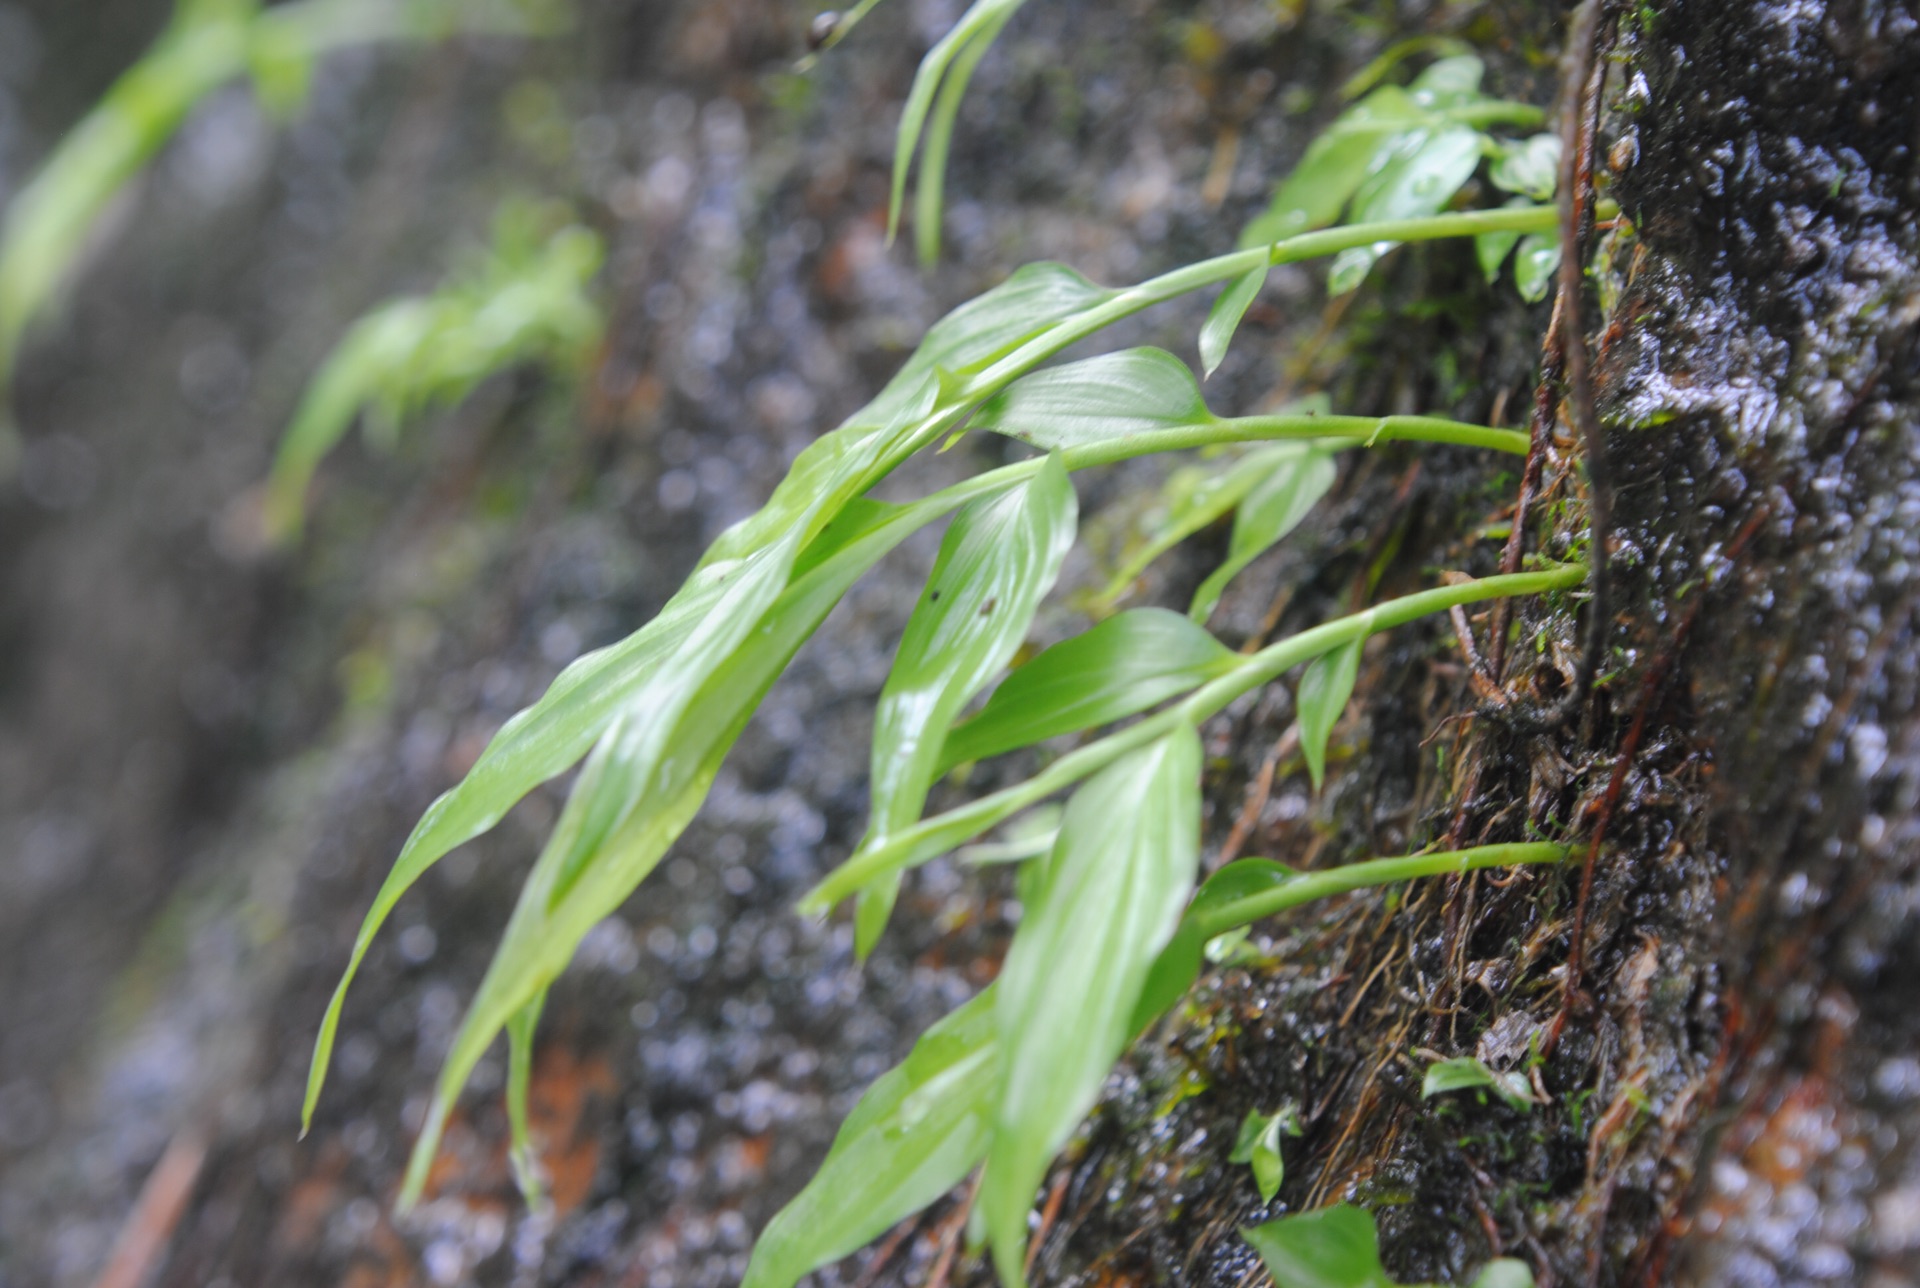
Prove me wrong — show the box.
[1421,1055,1540,1112]
[1230,1104,1303,1203]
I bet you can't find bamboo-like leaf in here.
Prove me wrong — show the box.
[303,262,1110,1133]
[1237,88,1426,248]
[741,990,1000,1288]
[1512,233,1561,303]
[913,3,1016,265]
[1242,1203,1534,1288]
[393,473,1028,1206]
[1326,124,1485,294]
[971,347,1213,450]
[939,609,1237,772]
[889,0,1030,246]
[1297,636,1363,791]
[1094,443,1314,608]
[505,988,547,1207]
[855,455,1077,956]
[980,727,1202,1288]
[1189,448,1337,623]
[1199,267,1267,378]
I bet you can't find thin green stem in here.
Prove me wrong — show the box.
[800,562,1585,911]
[1188,842,1571,942]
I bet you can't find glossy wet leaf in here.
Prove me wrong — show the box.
[392,474,1025,1205]
[1238,87,1426,248]
[890,0,1030,254]
[1327,124,1485,294]
[264,213,604,540]
[855,455,1077,955]
[1243,1204,1533,1288]
[1095,446,1305,608]
[1489,133,1561,201]
[304,261,1113,1135]
[912,2,1016,264]
[1200,267,1267,377]
[939,608,1236,772]
[1189,448,1337,623]
[981,727,1202,1288]
[1189,857,1303,926]
[1512,232,1561,304]
[1422,1056,1537,1111]
[1298,636,1363,791]
[741,990,999,1288]
[1230,1106,1300,1203]
[971,347,1213,450]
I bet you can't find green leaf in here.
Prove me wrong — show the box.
[1488,133,1561,201]
[1297,637,1363,791]
[1244,1204,1535,1288]
[389,474,1021,1206]
[1200,267,1267,378]
[889,0,1030,246]
[938,608,1237,772]
[504,988,547,1208]
[855,455,1078,956]
[1189,448,1337,623]
[1512,233,1561,304]
[1188,857,1302,926]
[913,3,1016,265]
[1472,197,1535,284]
[971,347,1213,450]
[741,990,1000,1288]
[1406,54,1486,107]
[1326,124,1484,294]
[869,262,1114,429]
[304,261,1111,1134]
[981,728,1202,1288]
[1243,1205,1396,1288]
[1095,446,1303,606]
[1421,1056,1537,1111]
[1229,1106,1300,1204]
[1238,88,1425,248]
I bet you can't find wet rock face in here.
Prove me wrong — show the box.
[1604,0,1920,1281]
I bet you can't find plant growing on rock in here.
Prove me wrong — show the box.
[295,20,1591,1283]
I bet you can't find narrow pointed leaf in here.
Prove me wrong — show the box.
[505,988,547,1207]
[391,476,1020,1206]
[1189,448,1337,623]
[971,347,1213,450]
[742,990,1000,1288]
[856,455,1077,953]
[914,4,1016,264]
[981,728,1202,1288]
[1297,636,1363,791]
[1199,267,1266,377]
[305,261,1108,1130]
[889,0,1030,243]
[1096,446,1305,606]
[1237,87,1425,248]
[1326,125,1484,294]
[939,608,1236,772]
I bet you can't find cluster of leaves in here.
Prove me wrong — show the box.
[261,200,604,541]
[297,200,1576,1288]
[0,0,564,468]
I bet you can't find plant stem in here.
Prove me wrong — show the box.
[800,562,1586,911]
[1188,842,1571,942]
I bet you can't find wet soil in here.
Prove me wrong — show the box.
[0,0,1915,1286]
